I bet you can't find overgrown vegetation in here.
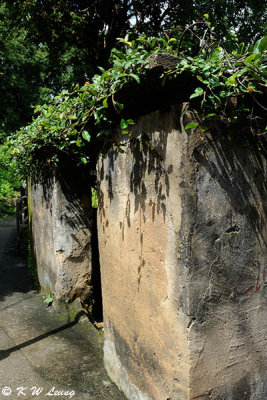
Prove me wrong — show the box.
[10,25,266,173]
[1,2,266,214]
[1,1,266,138]
[0,145,22,220]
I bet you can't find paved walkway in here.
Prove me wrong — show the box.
[0,218,126,400]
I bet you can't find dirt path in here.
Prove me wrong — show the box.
[0,217,126,400]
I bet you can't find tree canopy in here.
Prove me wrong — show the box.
[10,31,267,174]
[0,0,266,218]
[1,0,266,136]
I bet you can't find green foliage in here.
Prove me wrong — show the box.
[10,30,266,173]
[0,181,17,220]
[14,0,266,69]
[0,145,22,219]
[185,122,199,130]
[44,293,53,305]
[1,0,265,139]
[172,34,267,126]
[1,1,265,223]
[10,35,166,170]
[91,187,98,209]
[0,2,53,137]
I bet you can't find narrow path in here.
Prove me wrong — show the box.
[0,218,126,400]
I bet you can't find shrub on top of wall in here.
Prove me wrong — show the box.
[8,23,266,174]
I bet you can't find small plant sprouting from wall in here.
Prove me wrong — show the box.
[91,187,98,208]
[43,293,53,307]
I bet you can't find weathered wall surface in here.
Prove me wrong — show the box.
[97,104,267,400]
[29,166,95,305]
[98,107,191,400]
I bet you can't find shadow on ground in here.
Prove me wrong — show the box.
[0,217,126,400]
[0,218,33,302]
[0,311,86,361]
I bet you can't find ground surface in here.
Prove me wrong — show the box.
[0,217,126,400]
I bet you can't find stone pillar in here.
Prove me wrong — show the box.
[97,104,267,400]
[29,165,95,305]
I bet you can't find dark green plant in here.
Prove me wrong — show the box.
[0,144,22,219]
[91,188,98,209]
[9,35,161,170]
[172,31,267,131]
[9,29,266,174]
[2,0,266,140]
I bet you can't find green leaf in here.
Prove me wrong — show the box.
[203,113,216,120]
[93,111,100,123]
[190,87,204,99]
[44,294,53,304]
[113,101,124,111]
[184,122,199,130]
[97,129,109,138]
[81,157,88,164]
[180,59,188,67]
[120,119,128,129]
[259,36,267,53]
[91,187,98,208]
[226,73,237,86]
[253,39,261,54]
[244,53,260,64]
[103,98,108,108]
[129,74,141,84]
[82,130,91,142]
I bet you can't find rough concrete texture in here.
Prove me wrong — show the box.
[29,167,94,304]
[148,53,179,70]
[97,104,267,400]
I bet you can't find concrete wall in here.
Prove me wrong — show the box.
[29,166,95,306]
[97,104,267,400]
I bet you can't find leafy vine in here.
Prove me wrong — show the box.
[9,25,266,173]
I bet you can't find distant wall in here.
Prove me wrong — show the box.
[29,166,95,305]
[97,104,267,400]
